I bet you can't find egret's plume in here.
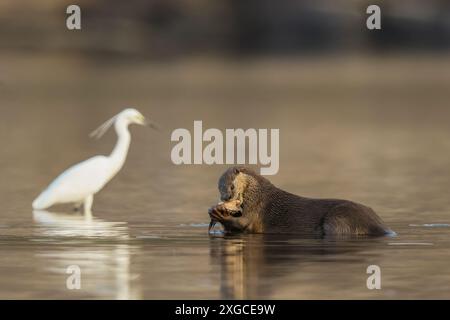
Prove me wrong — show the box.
[89,115,118,139]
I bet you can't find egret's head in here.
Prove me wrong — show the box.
[121,108,147,126]
[90,107,157,140]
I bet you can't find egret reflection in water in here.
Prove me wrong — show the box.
[32,210,141,299]
[32,210,130,239]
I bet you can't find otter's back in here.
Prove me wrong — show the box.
[261,189,388,236]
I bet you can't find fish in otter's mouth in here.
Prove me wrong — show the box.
[208,199,242,232]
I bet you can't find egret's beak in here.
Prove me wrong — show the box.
[145,119,160,131]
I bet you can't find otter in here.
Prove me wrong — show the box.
[208,166,393,236]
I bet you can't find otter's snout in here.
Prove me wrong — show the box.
[221,194,232,201]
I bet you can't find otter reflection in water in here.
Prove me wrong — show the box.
[209,234,377,299]
[209,167,394,236]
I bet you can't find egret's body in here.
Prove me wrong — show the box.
[32,108,149,213]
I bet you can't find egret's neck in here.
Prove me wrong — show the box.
[109,120,131,171]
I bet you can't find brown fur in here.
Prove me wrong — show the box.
[208,166,393,236]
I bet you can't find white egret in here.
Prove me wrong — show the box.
[32,108,153,214]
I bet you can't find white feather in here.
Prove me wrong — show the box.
[32,108,149,213]
[33,156,111,209]
[89,114,118,139]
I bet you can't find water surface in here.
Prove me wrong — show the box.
[1,54,450,299]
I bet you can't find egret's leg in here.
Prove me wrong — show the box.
[84,195,94,214]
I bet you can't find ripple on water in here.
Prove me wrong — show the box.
[409,224,450,228]
[388,242,434,246]
[135,235,163,239]
[178,223,210,228]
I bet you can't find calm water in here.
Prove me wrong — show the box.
[1,54,450,299]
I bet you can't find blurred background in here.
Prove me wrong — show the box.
[1,0,450,57]
[1,0,450,299]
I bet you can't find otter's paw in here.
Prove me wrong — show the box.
[208,204,233,224]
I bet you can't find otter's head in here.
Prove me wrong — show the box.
[218,166,265,204]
